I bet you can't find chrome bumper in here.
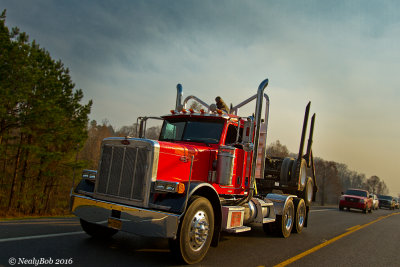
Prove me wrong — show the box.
[71,194,180,238]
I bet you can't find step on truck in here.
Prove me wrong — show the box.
[70,78,318,264]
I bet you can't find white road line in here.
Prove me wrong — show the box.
[0,231,85,243]
[310,209,336,212]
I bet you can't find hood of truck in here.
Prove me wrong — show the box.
[156,141,214,183]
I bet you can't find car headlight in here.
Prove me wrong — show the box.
[82,169,97,182]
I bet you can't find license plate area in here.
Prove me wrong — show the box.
[108,217,122,230]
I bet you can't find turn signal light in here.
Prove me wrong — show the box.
[177,183,185,194]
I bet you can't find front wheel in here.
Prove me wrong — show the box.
[170,196,214,264]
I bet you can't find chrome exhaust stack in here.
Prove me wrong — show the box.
[235,78,269,206]
[175,84,183,111]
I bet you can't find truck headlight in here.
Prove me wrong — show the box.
[154,181,185,194]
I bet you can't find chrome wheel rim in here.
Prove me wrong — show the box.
[189,210,209,251]
[299,164,307,188]
[298,204,305,227]
[284,206,293,232]
[306,181,313,202]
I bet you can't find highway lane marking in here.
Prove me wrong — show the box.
[0,231,85,243]
[346,225,360,231]
[274,212,400,267]
[310,209,336,212]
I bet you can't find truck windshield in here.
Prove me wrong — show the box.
[378,195,392,200]
[345,189,367,197]
[159,119,224,144]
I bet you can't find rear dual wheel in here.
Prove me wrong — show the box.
[264,198,294,238]
[292,198,306,234]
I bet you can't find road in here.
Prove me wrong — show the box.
[1,207,399,267]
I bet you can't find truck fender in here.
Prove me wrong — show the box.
[265,193,296,216]
[186,182,222,247]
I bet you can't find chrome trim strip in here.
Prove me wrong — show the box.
[117,146,126,195]
[130,147,139,199]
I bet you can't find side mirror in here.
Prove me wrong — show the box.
[242,117,254,152]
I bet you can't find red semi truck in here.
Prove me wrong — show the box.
[70,78,317,264]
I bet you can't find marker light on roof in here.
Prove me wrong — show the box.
[217,110,223,115]
[170,110,176,114]
[181,109,187,114]
[200,109,205,114]
[189,108,195,113]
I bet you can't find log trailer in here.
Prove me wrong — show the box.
[70,78,317,264]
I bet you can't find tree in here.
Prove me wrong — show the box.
[189,101,205,111]
[365,175,380,194]
[314,159,341,205]
[266,140,289,158]
[79,120,113,169]
[0,10,92,215]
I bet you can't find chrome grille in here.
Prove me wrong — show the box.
[96,144,150,202]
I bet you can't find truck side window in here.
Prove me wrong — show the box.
[225,124,242,144]
[161,121,185,140]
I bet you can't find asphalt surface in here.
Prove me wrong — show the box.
[1,207,399,267]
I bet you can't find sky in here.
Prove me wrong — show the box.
[2,0,400,195]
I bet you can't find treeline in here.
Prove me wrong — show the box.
[0,11,92,216]
[78,120,161,169]
[266,140,389,205]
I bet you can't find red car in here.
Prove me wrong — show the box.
[339,189,373,213]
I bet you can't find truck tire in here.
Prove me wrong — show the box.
[280,157,294,186]
[299,177,314,206]
[264,198,294,238]
[80,219,118,239]
[169,196,214,264]
[292,198,306,234]
[291,158,307,190]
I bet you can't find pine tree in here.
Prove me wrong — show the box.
[0,10,92,215]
